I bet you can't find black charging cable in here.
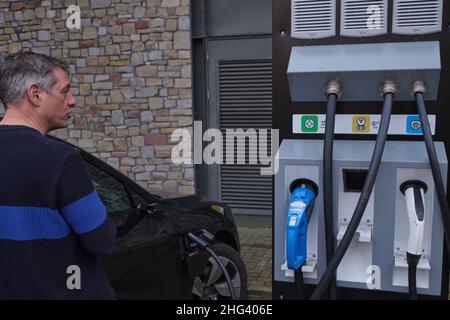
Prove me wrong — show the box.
[186,231,237,300]
[415,90,450,257]
[310,89,395,300]
[324,87,339,299]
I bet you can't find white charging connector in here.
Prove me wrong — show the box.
[400,180,428,256]
[400,180,428,300]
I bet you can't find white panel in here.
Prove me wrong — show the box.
[336,167,374,285]
[291,0,336,39]
[393,168,434,290]
[292,114,437,135]
[341,0,388,37]
[393,0,443,35]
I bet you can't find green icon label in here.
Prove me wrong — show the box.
[301,115,318,132]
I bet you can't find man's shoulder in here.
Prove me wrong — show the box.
[34,135,79,162]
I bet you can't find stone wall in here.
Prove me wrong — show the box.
[0,0,194,196]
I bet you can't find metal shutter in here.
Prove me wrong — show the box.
[218,60,273,215]
[291,0,336,39]
[341,0,388,37]
[393,0,443,35]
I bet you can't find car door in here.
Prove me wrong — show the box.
[82,158,193,299]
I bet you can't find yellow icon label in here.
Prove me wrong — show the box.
[352,115,370,133]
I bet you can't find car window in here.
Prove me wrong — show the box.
[130,189,148,207]
[84,160,133,215]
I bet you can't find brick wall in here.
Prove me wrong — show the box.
[0,0,194,196]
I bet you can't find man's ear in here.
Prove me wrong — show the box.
[26,84,42,107]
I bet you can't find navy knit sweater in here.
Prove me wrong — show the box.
[0,125,117,299]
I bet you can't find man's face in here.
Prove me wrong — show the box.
[38,67,76,132]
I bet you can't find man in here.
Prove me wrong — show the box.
[0,52,117,299]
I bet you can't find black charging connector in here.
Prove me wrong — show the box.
[183,229,215,251]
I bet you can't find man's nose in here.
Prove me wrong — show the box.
[68,94,77,108]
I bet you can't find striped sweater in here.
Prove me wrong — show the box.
[0,125,117,299]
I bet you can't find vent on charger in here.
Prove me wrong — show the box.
[291,0,336,39]
[341,0,388,37]
[393,0,443,35]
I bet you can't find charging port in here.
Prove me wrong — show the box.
[343,169,368,193]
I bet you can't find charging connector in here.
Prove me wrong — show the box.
[400,180,428,300]
[286,179,318,299]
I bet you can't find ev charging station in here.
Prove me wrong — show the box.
[273,0,450,299]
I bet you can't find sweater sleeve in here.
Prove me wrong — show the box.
[57,151,117,256]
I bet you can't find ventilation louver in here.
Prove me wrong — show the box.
[291,0,336,39]
[393,0,443,35]
[218,60,273,215]
[341,0,387,37]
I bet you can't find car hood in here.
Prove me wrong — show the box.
[160,194,205,209]
[158,195,236,235]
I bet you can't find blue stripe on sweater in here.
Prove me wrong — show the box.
[60,191,107,234]
[0,206,71,240]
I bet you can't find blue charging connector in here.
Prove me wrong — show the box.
[286,179,318,271]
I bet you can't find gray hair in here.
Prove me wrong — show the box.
[0,52,70,106]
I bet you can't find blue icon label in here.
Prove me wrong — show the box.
[406,116,423,135]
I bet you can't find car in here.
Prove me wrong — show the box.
[50,136,248,300]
